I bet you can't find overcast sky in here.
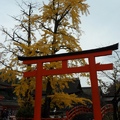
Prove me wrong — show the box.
[80,0,120,50]
[0,0,120,50]
[0,0,120,86]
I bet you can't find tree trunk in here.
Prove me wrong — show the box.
[112,97,118,120]
[42,80,52,118]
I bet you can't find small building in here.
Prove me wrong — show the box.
[49,78,104,118]
[0,81,19,118]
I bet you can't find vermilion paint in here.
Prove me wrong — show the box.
[18,43,118,120]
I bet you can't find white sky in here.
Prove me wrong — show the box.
[0,0,120,49]
[0,0,120,86]
[80,0,120,50]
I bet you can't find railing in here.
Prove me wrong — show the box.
[101,104,113,118]
[14,104,113,120]
[16,118,65,120]
[66,105,92,120]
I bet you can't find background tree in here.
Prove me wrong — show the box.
[0,0,90,118]
[0,1,38,112]
[101,50,120,120]
[31,0,90,117]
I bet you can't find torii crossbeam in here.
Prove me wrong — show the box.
[18,43,119,120]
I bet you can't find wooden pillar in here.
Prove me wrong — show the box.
[89,56,102,120]
[34,62,43,120]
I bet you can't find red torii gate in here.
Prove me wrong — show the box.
[18,43,118,120]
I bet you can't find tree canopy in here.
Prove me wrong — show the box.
[0,0,90,117]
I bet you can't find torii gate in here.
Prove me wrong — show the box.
[18,43,118,120]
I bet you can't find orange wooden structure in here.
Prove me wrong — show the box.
[101,104,113,118]
[18,43,118,120]
[66,105,92,120]
[15,104,113,120]
[66,104,113,120]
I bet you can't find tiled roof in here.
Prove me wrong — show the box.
[0,100,18,107]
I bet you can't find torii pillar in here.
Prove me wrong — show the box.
[18,43,118,120]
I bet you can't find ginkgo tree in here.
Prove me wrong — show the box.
[0,2,39,114]
[0,0,90,118]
